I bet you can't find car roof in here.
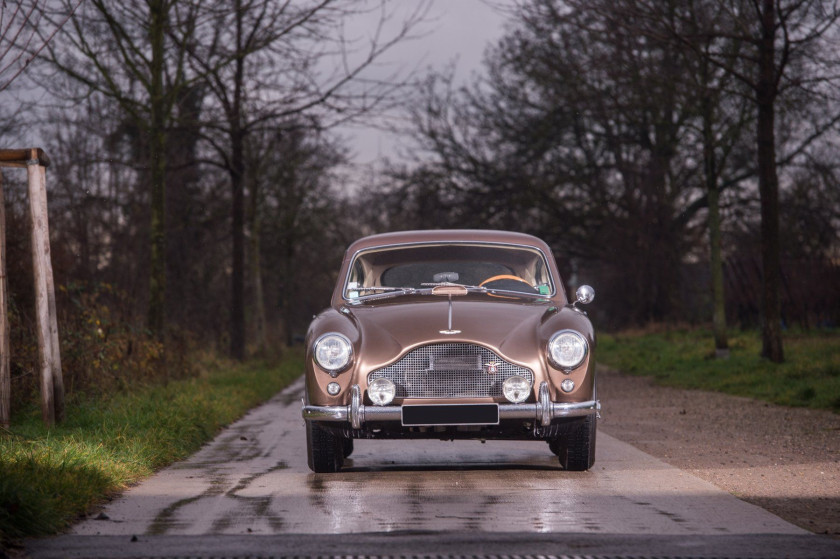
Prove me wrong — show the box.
[346,229,552,254]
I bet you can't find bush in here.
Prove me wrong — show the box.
[7,281,195,415]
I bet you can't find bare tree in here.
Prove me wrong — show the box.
[183,0,430,359]
[664,0,840,362]
[580,0,756,351]
[44,0,199,337]
[0,0,81,92]
[395,0,717,325]
[390,0,840,345]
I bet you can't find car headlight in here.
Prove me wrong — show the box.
[547,330,588,370]
[368,377,396,406]
[313,333,353,374]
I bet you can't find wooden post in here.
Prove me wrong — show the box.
[26,150,64,425]
[41,161,64,423]
[0,169,10,428]
[0,148,63,427]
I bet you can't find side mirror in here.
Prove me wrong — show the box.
[575,285,595,306]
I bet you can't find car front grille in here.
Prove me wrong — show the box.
[368,343,534,399]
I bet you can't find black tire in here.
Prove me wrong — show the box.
[342,437,354,458]
[555,414,597,471]
[305,420,344,473]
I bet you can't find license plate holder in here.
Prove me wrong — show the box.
[401,404,499,426]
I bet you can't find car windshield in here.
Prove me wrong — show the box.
[344,243,554,301]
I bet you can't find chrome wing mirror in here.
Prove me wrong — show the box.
[574,285,595,308]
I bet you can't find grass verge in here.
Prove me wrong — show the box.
[0,352,302,542]
[597,328,840,412]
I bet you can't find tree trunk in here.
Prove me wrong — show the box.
[0,170,10,428]
[229,0,246,360]
[703,96,728,354]
[230,137,245,360]
[647,145,679,323]
[248,172,268,354]
[146,0,168,338]
[283,239,295,347]
[756,0,784,362]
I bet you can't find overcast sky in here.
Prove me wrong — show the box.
[9,1,510,191]
[333,0,508,183]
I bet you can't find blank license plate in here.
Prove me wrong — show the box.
[401,404,499,426]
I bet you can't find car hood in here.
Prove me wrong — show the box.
[345,296,554,371]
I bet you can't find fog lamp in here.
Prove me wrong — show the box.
[368,377,396,406]
[561,379,575,393]
[502,375,531,403]
[326,382,341,396]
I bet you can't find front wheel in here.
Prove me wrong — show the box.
[305,420,344,473]
[551,414,597,471]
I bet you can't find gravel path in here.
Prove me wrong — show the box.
[596,364,840,538]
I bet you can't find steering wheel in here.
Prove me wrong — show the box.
[479,274,538,297]
[479,274,531,287]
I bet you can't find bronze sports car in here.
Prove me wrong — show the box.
[301,230,598,472]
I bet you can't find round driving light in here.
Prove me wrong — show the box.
[548,330,588,370]
[502,375,531,403]
[313,333,353,374]
[326,382,341,396]
[561,379,575,393]
[368,377,396,406]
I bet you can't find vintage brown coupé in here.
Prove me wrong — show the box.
[301,230,598,472]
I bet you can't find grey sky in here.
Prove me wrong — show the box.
[334,0,508,173]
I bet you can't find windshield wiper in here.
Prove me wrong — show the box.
[348,282,547,304]
[354,286,413,292]
[347,286,421,303]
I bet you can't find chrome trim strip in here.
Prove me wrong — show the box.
[301,383,599,426]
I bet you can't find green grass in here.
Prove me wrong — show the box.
[597,328,840,412]
[0,353,302,541]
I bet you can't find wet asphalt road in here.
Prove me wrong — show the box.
[26,377,840,559]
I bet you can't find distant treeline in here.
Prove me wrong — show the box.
[1,0,839,410]
[363,0,840,338]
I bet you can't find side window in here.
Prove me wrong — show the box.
[533,257,553,294]
[347,259,365,288]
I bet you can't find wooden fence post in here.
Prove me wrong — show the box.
[0,169,10,428]
[0,148,63,427]
[27,149,64,425]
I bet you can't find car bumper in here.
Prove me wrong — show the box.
[302,382,600,429]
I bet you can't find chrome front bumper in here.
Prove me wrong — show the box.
[301,381,600,429]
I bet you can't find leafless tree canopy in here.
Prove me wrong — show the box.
[0,0,838,405]
[371,0,840,341]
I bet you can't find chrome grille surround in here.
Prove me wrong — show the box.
[368,343,534,399]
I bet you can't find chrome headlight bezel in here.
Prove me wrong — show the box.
[313,332,353,375]
[547,329,588,371]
